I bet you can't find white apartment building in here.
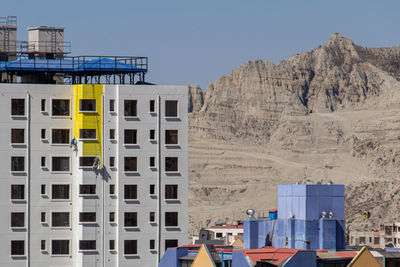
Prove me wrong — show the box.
[0,83,188,266]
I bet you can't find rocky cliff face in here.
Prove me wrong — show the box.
[188,33,400,234]
[189,33,400,142]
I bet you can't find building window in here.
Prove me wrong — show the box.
[109,184,115,195]
[124,240,137,255]
[79,240,96,251]
[124,100,137,117]
[110,99,115,112]
[11,156,25,172]
[150,157,156,168]
[41,99,46,112]
[109,212,115,223]
[41,128,46,140]
[79,185,96,195]
[216,233,223,238]
[124,185,137,200]
[52,212,70,227]
[11,240,25,256]
[79,129,96,140]
[124,157,137,172]
[124,129,137,145]
[124,212,137,227]
[52,184,69,200]
[165,100,178,117]
[109,240,115,251]
[150,239,155,250]
[150,129,155,141]
[150,212,156,223]
[79,99,96,112]
[52,99,70,116]
[110,157,115,168]
[165,240,178,251]
[41,240,46,251]
[165,185,178,200]
[11,99,25,116]
[52,129,69,144]
[52,157,70,172]
[165,212,178,227]
[150,184,155,195]
[41,157,46,168]
[52,240,69,255]
[359,237,366,245]
[11,212,25,228]
[374,237,380,244]
[41,212,46,223]
[79,156,97,168]
[109,129,115,140]
[79,212,96,223]
[165,130,178,145]
[150,100,155,113]
[11,185,24,200]
[41,184,46,195]
[11,129,24,144]
[165,157,178,172]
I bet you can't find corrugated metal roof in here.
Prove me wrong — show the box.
[241,246,301,265]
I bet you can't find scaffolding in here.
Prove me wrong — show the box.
[0,16,17,26]
[0,55,148,84]
[0,16,148,84]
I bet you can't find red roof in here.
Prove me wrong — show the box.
[240,246,302,265]
[216,248,233,253]
[208,224,243,229]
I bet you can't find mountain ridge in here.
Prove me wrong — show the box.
[187,33,400,236]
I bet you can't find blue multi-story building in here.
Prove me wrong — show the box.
[244,184,346,250]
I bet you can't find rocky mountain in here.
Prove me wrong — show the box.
[187,33,400,236]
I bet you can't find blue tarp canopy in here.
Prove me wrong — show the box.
[0,57,146,73]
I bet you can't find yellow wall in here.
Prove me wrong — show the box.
[191,245,217,267]
[73,84,104,164]
[348,247,382,267]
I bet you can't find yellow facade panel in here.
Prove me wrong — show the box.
[73,84,104,163]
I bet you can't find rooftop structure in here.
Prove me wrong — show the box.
[244,184,346,250]
[0,56,148,84]
[0,16,147,84]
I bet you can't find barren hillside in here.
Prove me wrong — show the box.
[187,34,400,237]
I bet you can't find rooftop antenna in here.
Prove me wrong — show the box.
[323,165,334,183]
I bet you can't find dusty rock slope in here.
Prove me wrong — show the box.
[187,33,400,237]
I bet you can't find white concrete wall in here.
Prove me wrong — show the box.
[0,83,188,267]
[28,27,64,53]
[207,228,243,244]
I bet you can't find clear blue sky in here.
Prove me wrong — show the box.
[3,0,400,88]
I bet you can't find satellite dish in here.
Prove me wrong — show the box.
[362,211,371,219]
[246,209,255,218]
